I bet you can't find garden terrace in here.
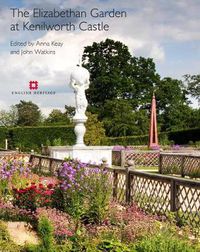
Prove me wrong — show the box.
[30,154,200,231]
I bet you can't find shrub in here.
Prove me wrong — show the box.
[55,160,112,224]
[82,167,112,224]
[134,232,197,252]
[0,158,32,200]
[0,200,35,223]
[13,182,55,211]
[0,220,22,252]
[38,216,54,252]
[97,240,131,252]
[10,126,75,152]
[36,207,75,242]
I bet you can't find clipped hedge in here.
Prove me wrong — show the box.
[105,128,200,146]
[168,128,200,145]
[105,134,149,146]
[9,126,75,151]
[0,126,199,151]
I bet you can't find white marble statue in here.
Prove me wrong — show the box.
[70,65,90,120]
[69,65,90,146]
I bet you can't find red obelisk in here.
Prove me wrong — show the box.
[149,93,159,149]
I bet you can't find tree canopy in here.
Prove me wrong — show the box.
[82,38,196,136]
[15,100,42,126]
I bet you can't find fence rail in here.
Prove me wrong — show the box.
[112,150,159,167]
[29,155,63,174]
[159,153,200,178]
[110,168,200,229]
[29,154,200,230]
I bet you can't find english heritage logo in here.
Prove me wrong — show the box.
[29,80,38,90]
[11,80,56,95]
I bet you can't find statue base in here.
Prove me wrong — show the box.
[48,146,113,166]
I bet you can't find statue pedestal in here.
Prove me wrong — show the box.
[48,146,113,166]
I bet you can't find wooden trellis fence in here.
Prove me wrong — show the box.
[29,154,200,230]
[159,153,200,178]
[112,150,159,168]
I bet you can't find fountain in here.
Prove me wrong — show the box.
[49,65,112,165]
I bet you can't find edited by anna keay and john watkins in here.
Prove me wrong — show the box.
[10,8,127,32]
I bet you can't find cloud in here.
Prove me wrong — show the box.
[0,0,199,114]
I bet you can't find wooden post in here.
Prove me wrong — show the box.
[121,150,126,168]
[49,159,53,175]
[126,160,135,203]
[113,171,118,199]
[181,156,185,177]
[159,154,163,174]
[170,179,179,212]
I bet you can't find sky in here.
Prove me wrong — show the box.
[0,0,199,116]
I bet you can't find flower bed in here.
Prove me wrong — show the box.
[0,155,199,251]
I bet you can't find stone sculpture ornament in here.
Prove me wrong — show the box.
[70,65,90,120]
[69,65,90,146]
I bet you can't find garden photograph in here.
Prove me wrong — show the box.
[0,0,200,251]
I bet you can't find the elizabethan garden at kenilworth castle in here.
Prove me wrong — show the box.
[0,39,200,251]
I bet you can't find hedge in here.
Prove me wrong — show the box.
[168,128,200,145]
[8,126,75,152]
[0,127,199,152]
[105,128,200,146]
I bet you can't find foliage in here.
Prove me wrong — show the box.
[0,127,8,148]
[37,216,55,252]
[0,105,18,127]
[81,167,112,224]
[64,105,75,119]
[168,128,200,144]
[84,112,106,145]
[44,109,70,126]
[105,128,200,146]
[36,207,74,242]
[15,100,42,126]
[0,200,34,223]
[83,38,134,107]
[13,182,55,211]
[101,99,137,137]
[184,74,200,103]
[9,125,75,151]
[134,231,197,252]
[0,158,32,199]
[55,160,112,225]
[55,160,87,220]
[97,239,131,252]
[0,220,22,252]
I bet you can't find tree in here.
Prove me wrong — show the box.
[64,105,75,120]
[15,100,42,126]
[82,38,133,107]
[0,105,18,127]
[155,77,189,131]
[82,38,160,110]
[45,109,70,125]
[184,74,200,105]
[84,112,106,145]
[100,99,148,137]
